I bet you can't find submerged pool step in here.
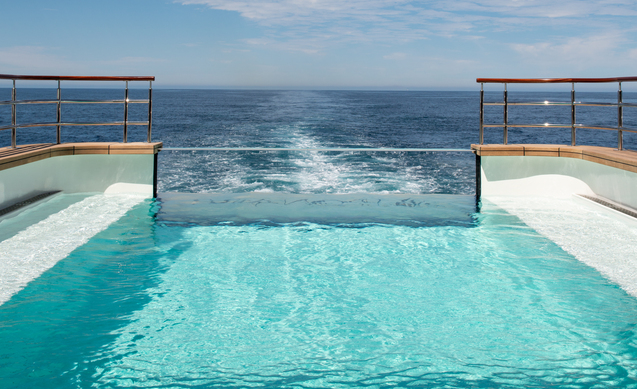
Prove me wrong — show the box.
[0,191,61,217]
[578,194,637,220]
[156,193,478,227]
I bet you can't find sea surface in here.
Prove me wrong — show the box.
[1,88,636,194]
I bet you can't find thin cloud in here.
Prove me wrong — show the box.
[179,0,412,23]
[510,31,635,71]
[434,0,637,18]
[512,32,622,60]
[108,57,168,64]
[177,0,437,44]
[384,52,407,60]
[0,46,74,71]
[244,37,322,54]
[0,47,166,81]
[176,0,637,77]
[177,0,637,33]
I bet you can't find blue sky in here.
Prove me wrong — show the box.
[1,0,636,89]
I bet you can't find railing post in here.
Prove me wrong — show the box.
[147,80,153,143]
[618,82,623,151]
[571,82,576,146]
[11,79,16,148]
[123,80,129,143]
[57,80,61,144]
[479,83,484,145]
[503,83,508,145]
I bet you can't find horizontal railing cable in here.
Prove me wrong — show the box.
[0,122,150,131]
[481,123,637,133]
[0,99,150,105]
[483,101,637,108]
[161,147,471,152]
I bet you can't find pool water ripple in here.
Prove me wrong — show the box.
[1,197,637,387]
[4,200,627,387]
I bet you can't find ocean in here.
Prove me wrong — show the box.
[2,89,636,194]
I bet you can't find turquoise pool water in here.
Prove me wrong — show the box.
[1,195,637,388]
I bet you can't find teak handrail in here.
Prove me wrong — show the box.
[0,74,155,82]
[477,76,636,149]
[477,77,637,84]
[1,74,154,148]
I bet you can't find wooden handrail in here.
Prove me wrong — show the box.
[477,76,637,84]
[0,74,154,81]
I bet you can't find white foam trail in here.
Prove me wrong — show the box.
[283,128,434,194]
[0,194,146,305]
[165,123,442,194]
[486,196,637,297]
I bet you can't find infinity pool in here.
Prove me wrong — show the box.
[1,193,637,388]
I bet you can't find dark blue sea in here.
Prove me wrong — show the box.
[1,89,636,194]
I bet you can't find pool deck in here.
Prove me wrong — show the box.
[471,144,637,174]
[0,142,163,172]
[0,142,163,203]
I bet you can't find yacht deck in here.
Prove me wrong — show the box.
[0,142,162,172]
[471,144,637,174]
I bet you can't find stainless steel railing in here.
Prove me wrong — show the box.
[477,77,637,150]
[161,147,471,152]
[0,74,155,148]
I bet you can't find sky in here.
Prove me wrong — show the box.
[1,0,637,89]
